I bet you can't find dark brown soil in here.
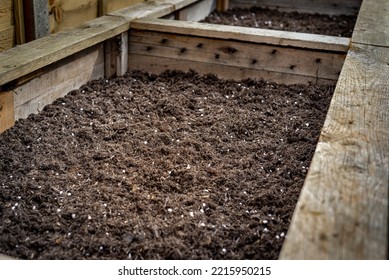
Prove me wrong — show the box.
[202,7,357,37]
[0,70,334,259]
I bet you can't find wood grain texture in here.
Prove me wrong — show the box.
[0,0,13,31]
[217,0,229,12]
[99,0,108,15]
[230,0,362,15]
[49,0,99,33]
[0,0,199,87]
[106,0,146,13]
[14,44,104,120]
[129,28,345,81]
[280,43,389,259]
[0,26,14,52]
[13,0,25,45]
[0,90,14,133]
[0,15,127,87]
[105,31,128,77]
[352,0,389,47]
[131,18,350,52]
[0,0,14,51]
[108,0,199,19]
[128,54,336,85]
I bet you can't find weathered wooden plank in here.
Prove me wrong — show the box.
[129,29,345,80]
[230,0,362,16]
[14,45,104,120]
[12,45,103,108]
[105,37,118,78]
[280,43,389,259]
[0,0,14,49]
[0,90,14,133]
[105,31,129,78]
[99,0,108,15]
[108,0,199,19]
[177,0,216,21]
[0,15,128,87]
[13,0,25,45]
[49,0,99,33]
[0,0,13,31]
[106,0,146,13]
[352,0,389,47]
[217,0,229,12]
[131,18,350,52]
[0,26,14,52]
[128,54,336,85]
[118,31,129,76]
[0,0,199,87]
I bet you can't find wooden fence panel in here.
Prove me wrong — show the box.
[0,0,14,51]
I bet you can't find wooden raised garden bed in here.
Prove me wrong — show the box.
[0,0,388,259]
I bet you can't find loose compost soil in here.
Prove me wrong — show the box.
[202,6,357,37]
[0,70,334,259]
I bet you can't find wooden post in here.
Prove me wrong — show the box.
[0,90,15,133]
[105,31,129,78]
[217,0,229,11]
[14,0,26,45]
[23,0,49,42]
[99,0,108,16]
[118,31,129,76]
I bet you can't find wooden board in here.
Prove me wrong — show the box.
[0,90,14,133]
[0,26,14,52]
[0,14,128,87]
[217,0,229,11]
[280,43,389,259]
[0,0,200,87]
[230,0,362,16]
[108,0,199,20]
[128,54,336,85]
[105,31,129,78]
[128,18,348,84]
[13,0,25,45]
[14,44,104,120]
[106,0,146,14]
[129,28,345,82]
[352,0,389,47]
[49,0,99,33]
[0,0,14,52]
[131,18,350,52]
[0,0,13,31]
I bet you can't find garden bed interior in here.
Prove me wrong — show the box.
[0,0,388,260]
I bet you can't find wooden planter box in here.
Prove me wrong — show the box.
[0,0,388,259]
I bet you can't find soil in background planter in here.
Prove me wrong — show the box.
[202,6,357,37]
[0,70,334,259]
